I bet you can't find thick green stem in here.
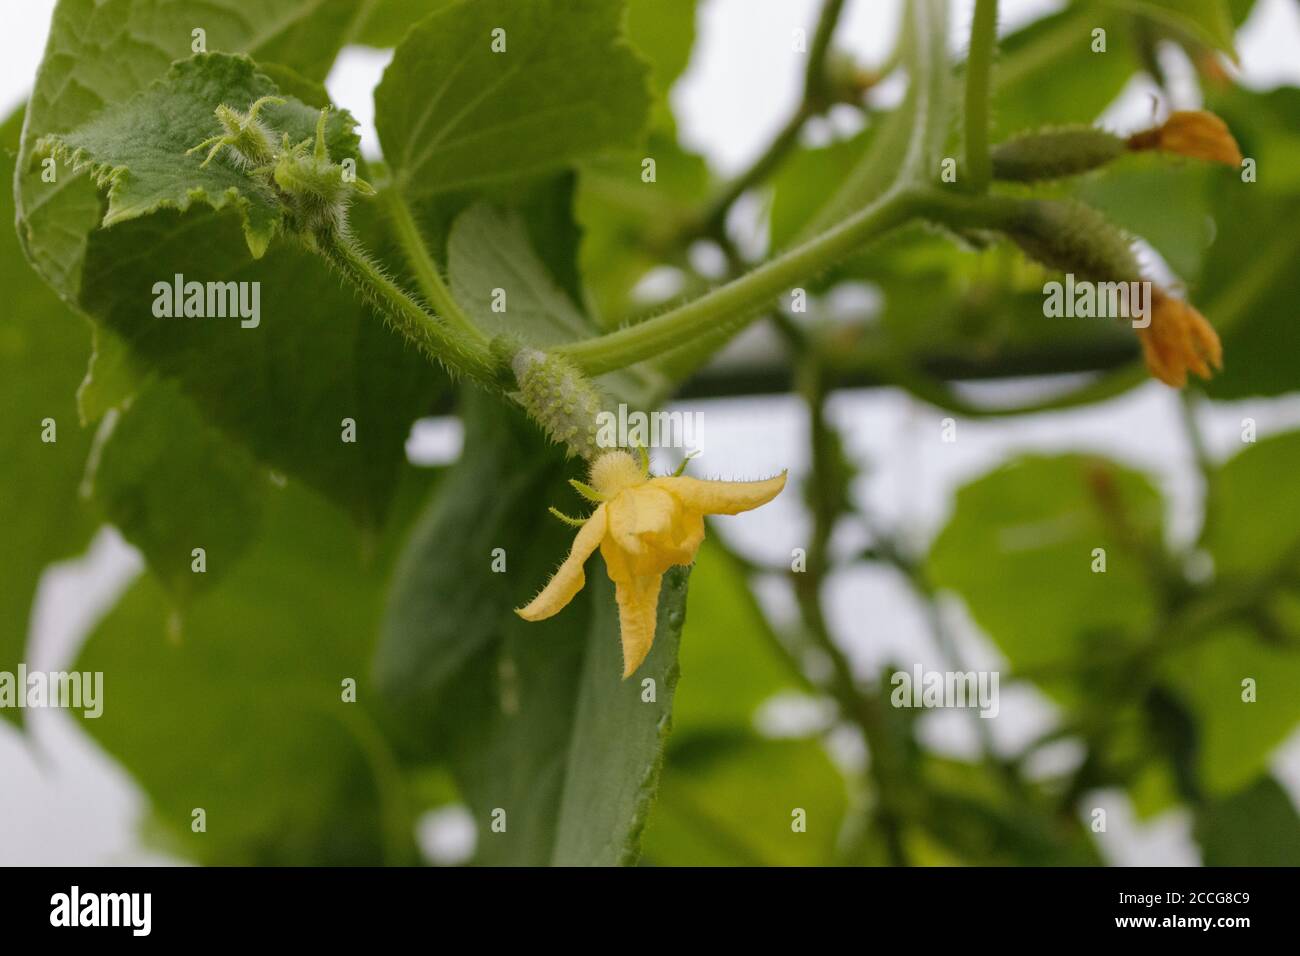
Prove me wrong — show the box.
[556,189,920,375]
[963,0,999,192]
[317,231,499,386]
[382,188,488,346]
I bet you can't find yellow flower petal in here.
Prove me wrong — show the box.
[614,573,663,678]
[516,504,607,621]
[1127,110,1243,167]
[652,471,788,516]
[1138,289,1222,388]
[607,485,677,554]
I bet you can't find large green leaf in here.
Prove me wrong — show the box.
[377,392,691,865]
[75,475,429,865]
[0,108,98,725]
[929,455,1164,679]
[375,0,651,200]
[626,0,697,130]
[16,0,362,297]
[16,7,433,528]
[84,379,269,602]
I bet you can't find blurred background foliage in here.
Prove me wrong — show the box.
[4,0,1299,865]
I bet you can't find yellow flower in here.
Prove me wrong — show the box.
[517,450,787,678]
[1126,110,1243,166]
[1138,288,1223,388]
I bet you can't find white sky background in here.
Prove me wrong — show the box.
[3,0,1300,866]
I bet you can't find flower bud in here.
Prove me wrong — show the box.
[1138,289,1222,387]
[991,126,1126,182]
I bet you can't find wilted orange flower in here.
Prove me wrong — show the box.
[1138,288,1223,388]
[517,450,786,678]
[1127,110,1243,166]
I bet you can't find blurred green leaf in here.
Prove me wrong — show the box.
[576,132,711,321]
[1199,89,1300,399]
[0,108,98,724]
[375,0,651,201]
[351,0,445,48]
[1158,432,1300,794]
[76,475,431,864]
[641,542,848,865]
[991,3,1133,141]
[85,379,269,602]
[1197,775,1300,864]
[1071,158,1216,282]
[929,455,1164,679]
[1162,622,1300,795]
[1104,0,1237,56]
[647,737,847,866]
[1203,431,1300,577]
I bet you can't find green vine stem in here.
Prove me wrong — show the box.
[317,230,501,387]
[381,187,489,348]
[963,0,999,192]
[556,189,921,375]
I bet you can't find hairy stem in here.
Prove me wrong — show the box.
[317,231,500,386]
[382,188,488,347]
[963,0,999,192]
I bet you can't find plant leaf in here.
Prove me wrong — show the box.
[16,0,364,299]
[375,0,651,200]
[20,55,443,528]
[446,202,668,406]
[75,474,431,864]
[84,379,269,602]
[1157,432,1300,794]
[0,108,98,726]
[37,54,360,259]
[929,454,1163,686]
[1197,775,1300,864]
[1104,0,1237,57]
